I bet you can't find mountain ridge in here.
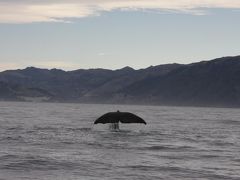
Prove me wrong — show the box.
[0,56,240,107]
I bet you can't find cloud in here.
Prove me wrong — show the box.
[0,0,240,23]
[98,52,106,56]
[33,60,80,70]
[0,62,22,71]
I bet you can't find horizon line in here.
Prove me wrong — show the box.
[1,55,239,73]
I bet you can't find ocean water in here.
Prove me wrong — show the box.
[0,102,240,180]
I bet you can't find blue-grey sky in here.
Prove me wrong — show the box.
[0,0,240,71]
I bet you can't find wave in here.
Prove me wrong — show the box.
[0,155,80,171]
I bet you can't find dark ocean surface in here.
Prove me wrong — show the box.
[0,102,240,180]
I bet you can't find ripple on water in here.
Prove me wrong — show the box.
[0,154,80,171]
[1,102,240,180]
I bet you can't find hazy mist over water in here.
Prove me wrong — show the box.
[0,102,240,180]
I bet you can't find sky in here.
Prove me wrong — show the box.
[0,0,240,71]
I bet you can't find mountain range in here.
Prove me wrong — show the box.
[0,56,240,107]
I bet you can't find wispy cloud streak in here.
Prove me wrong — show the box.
[0,0,240,23]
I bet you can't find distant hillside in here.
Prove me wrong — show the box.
[121,56,240,107]
[0,56,240,107]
